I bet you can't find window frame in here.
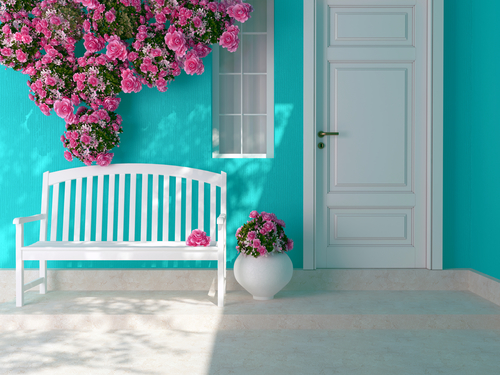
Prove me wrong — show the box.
[212,0,274,158]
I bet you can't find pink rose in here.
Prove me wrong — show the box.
[164,30,188,56]
[258,246,267,255]
[1,48,12,57]
[192,16,202,28]
[39,103,51,116]
[96,55,107,65]
[2,24,10,34]
[247,231,256,241]
[81,0,99,9]
[184,52,204,75]
[286,239,294,251]
[37,89,46,98]
[96,153,113,167]
[261,212,273,221]
[105,9,116,23]
[208,2,218,12]
[50,16,61,25]
[219,29,239,52]
[228,3,253,23]
[249,210,259,219]
[22,34,33,44]
[194,43,211,58]
[87,113,99,123]
[128,52,139,61]
[83,33,105,53]
[106,35,128,61]
[80,134,91,145]
[252,239,261,248]
[64,150,73,162]
[103,97,120,111]
[121,76,136,93]
[88,75,99,86]
[16,49,27,62]
[186,229,211,246]
[83,20,91,33]
[156,13,166,24]
[45,76,56,86]
[151,48,162,57]
[23,66,36,75]
[54,98,74,119]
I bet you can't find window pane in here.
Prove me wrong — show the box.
[243,115,267,154]
[243,0,267,32]
[220,46,241,73]
[242,34,267,73]
[243,75,266,114]
[219,75,241,114]
[219,116,242,154]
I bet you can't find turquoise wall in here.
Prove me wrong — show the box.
[0,0,303,269]
[444,0,500,280]
[2,0,500,281]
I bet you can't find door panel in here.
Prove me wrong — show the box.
[316,0,427,268]
[330,64,412,190]
[330,7,414,46]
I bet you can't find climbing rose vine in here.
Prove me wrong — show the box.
[0,0,253,165]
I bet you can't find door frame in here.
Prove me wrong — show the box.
[303,0,444,270]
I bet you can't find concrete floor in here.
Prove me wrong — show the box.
[1,289,500,374]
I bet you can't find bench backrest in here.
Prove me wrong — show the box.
[39,164,227,242]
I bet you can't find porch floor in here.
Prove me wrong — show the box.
[1,289,500,374]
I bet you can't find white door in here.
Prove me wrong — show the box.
[315,0,428,268]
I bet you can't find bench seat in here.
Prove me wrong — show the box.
[21,241,220,261]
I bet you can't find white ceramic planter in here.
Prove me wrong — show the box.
[234,252,293,300]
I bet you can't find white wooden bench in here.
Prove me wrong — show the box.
[13,164,227,307]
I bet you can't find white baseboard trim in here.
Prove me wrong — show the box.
[1,268,498,305]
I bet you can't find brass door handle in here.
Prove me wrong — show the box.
[318,131,339,138]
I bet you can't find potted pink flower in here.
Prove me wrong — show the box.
[234,211,294,301]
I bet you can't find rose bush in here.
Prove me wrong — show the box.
[0,0,254,165]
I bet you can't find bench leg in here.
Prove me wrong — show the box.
[16,258,24,307]
[218,254,225,307]
[39,260,47,294]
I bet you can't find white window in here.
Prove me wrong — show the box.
[212,0,274,158]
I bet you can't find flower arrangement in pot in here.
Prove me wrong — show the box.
[234,211,294,300]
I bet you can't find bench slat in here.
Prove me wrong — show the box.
[129,173,136,241]
[186,178,192,238]
[175,177,182,241]
[198,181,204,232]
[152,174,159,241]
[40,171,49,241]
[163,176,170,241]
[141,174,148,241]
[117,173,125,241]
[62,181,71,241]
[84,176,93,241]
[50,183,59,241]
[210,184,216,238]
[95,174,104,241]
[74,178,82,241]
[107,174,115,241]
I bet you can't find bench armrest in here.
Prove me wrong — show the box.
[13,214,46,225]
[217,214,226,225]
